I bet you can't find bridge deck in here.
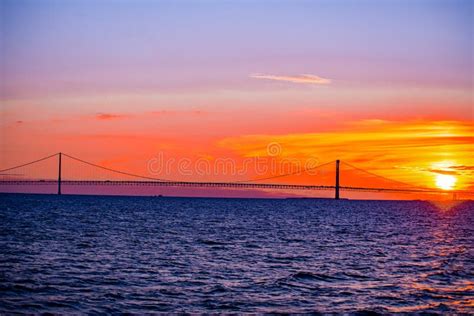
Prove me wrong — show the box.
[0,179,465,194]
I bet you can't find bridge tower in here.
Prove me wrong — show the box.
[58,152,62,195]
[335,159,340,200]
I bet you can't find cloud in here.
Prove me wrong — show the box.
[450,165,474,171]
[92,110,206,121]
[218,120,474,189]
[250,73,331,85]
[428,169,458,175]
[96,113,131,120]
[422,165,474,176]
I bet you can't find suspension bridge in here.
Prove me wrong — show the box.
[0,152,472,200]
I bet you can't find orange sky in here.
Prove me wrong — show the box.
[2,112,473,195]
[1,0,473,199]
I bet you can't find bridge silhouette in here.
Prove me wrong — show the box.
[0,152,472,200]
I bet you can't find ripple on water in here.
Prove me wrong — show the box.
[0,195,473,313]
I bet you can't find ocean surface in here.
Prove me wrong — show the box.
[0,194,473,314]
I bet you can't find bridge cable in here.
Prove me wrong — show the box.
[341,165,454,193]
[341,161,469,193]
[0,153,59,173]
[341,161,445,191]
[62,153,173,182]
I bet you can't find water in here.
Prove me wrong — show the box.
[0,194,473,314]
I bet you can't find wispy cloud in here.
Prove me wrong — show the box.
[218,120,474,189]
[450,165,474,171]
[420,165,474,176]
[250,73,331,85]
[96,113,131,120]
[428,169,458,175]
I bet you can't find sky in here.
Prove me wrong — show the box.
[0,0,473,197]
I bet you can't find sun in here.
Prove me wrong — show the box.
[435,174,457,190]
